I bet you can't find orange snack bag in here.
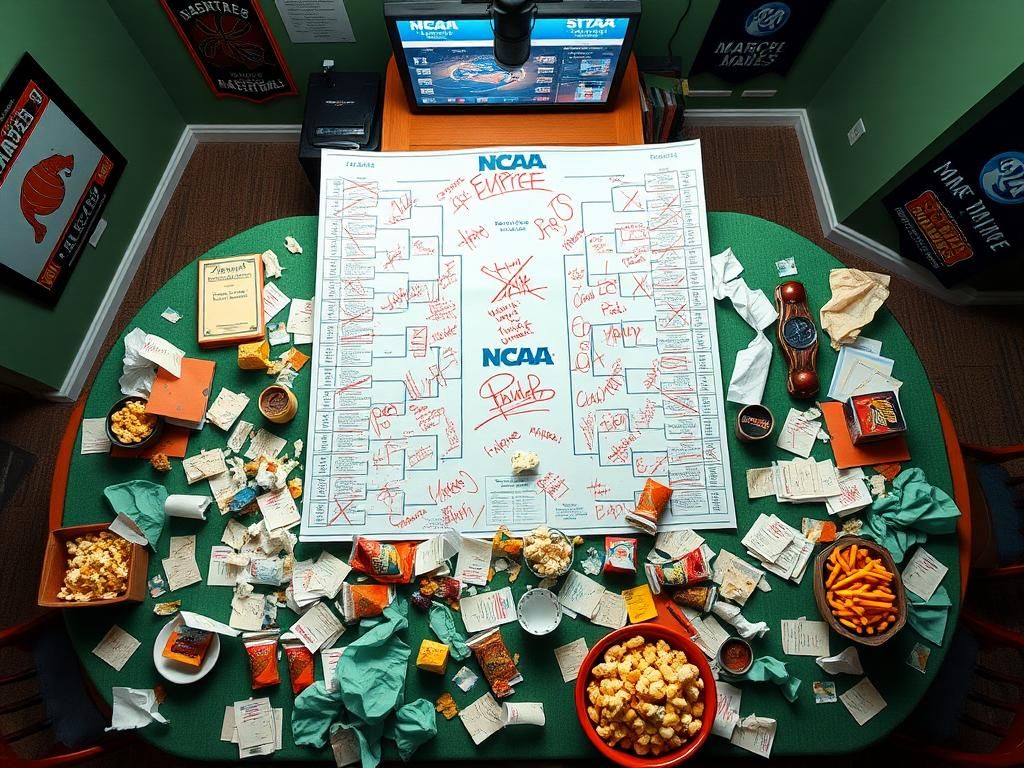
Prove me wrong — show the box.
[349,537,415,583]
[242,630,281,689]
[626,478,673,535]
[162,625,213,668]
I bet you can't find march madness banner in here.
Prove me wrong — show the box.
[690,0,830,81]
[883,84,1024,287]
[0,54,125,303]
[160,0,297,103]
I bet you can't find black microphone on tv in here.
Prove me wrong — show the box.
[490,0,538,69]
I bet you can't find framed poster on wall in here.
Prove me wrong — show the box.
[883,84,1024,287]
[0,53,126,304]
[159,0,298,103]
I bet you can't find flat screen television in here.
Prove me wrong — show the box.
[384,1,641,112]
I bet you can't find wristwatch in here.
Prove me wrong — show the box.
[775,280,819,398]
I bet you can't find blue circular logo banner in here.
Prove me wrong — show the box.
[979,151,1024,205]
[745,2,791,36]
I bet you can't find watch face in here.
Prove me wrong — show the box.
[783,316,817,349]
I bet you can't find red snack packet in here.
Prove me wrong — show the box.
[604,536,638,574]
[627,478,673,535]
[467,627,522,698]
[242,630,280,689]
[340,583,395,623]
[282,634,314,695]
[644,547,711,594]
[349,537,415,583]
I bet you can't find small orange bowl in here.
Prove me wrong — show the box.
[574,624,717,767]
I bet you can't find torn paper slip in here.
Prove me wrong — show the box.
[689,613,730,659]
[901,547,948,601]
[414,532,459,576]
[180,611,240,636]
[208,546,241,587]
[92,625,141,671]
[816,646,863,675]
[558,570,606,619]
[459,694,545,745]
[590,591,628,629]
[286,299,314,337]
[284,235,302,254]
[730,715,776,758]
[119,328,157,398]
[162,535,202,591]
[263,281,290,322]
[554,638,588,682]
[245,428,287,460]
[453,535,493,586]
[206,389,250,431]
[825,469,872,517]
[268,322,290,347]
[227,420,254,454]
[828,346,896,402]
[182,449,228,484]
[257,488,300,532]
[160,307,182,324]
[840,678,887,725]
[651,529,705,560]
[746,468,775,499]
[106,687,169,731]
[712,680,742,739]
[776,408,821,458]
[234,697,276,757]
[291,601,345,652]
[322,647,345,692]
[230,593,267,632]
[138,334,184,377]
[781,618,830,657]
[461,587,517,633]
[81,418,112,454]
[262,250,284,279]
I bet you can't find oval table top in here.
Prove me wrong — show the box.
[60,212,958,761]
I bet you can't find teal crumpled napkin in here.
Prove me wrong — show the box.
[428,602,471,660]
[722,656,802,703]
[861,468,960,563]
[103,481,168,548]
[291,602,436,767]
[907,585,952,646]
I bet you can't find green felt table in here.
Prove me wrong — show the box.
[61,212,958,761]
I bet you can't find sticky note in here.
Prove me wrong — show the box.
[621,584,658,623]
[416,639,450,675]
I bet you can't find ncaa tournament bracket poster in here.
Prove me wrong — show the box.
[301,142,738,542]
[0,53,125,303]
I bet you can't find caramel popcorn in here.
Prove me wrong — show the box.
[109,400,156,444]
[585,635,705,757]
[57,532,132,602]
[150,453,171,472]
[523,526,573,578]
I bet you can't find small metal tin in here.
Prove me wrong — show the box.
[736,403,774,442]
[717,636,754,675]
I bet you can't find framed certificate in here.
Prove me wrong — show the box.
[197,253,266,347]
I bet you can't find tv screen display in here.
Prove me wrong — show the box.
[394,17,631,107]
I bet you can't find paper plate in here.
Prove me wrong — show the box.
[153,616,221,684]
[517,587,562,636]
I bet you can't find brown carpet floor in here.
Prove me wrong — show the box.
[2,128,1023,766]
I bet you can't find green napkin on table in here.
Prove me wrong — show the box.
[722,656,802,703]
[103,481,168,549]
[292,601,435,768]
[907,586,952,646]
[428,602,470,660]
[861,468,960,563]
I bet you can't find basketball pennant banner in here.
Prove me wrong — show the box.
[0,54,125,303]
[160,0,297,103]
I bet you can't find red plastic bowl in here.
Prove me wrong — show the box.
[574,624,717,768]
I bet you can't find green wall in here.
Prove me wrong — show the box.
[109,0,885,122]
[0,0,184,391]
[808,0,1024,241]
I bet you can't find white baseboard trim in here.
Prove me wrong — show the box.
[50,123,304,402]
[685,108,1024,306]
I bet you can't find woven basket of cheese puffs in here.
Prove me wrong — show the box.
[813,536,907,647]
[575,624,715,767]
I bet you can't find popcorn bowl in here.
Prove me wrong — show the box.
[105,395,163,450]
[38,523,148,608]
[574,624,716,767]
[522,526,575,580]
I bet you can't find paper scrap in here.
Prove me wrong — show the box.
[139,333,184,377]
[712,680,742,738]
[286,298,314,337]
[263,281,290,322]
[781,618,830,657]
[208,546,241,587]
[459,693,505,745]
[182,449,228,484]
[652,529,705,560]
[160,307,182,324]
[414,532,459,577]
[246,428,287,460]
[119,328,157,397]
[106,687,169,731]
[902,547,948,601]
[109,513,148,546]
[622,584,658,623]
[453,535,492,586]
[907,642,931,674]
[746,467,775,499]
[321,646,345,692]
[730,714,776,758]
[558,570,606,619]
[268,322,290,347]
[775,257,798,277]
[262,249,284,279]
[814,681,838,703]
[284,235,303,254]
[728,331,773,405]
[554,638,588,682]
[690,613,729,659]
[776,408,820,458]
[92,625,140,671]
[590,591,628,629]
[292,601,345,652]
[850,336,883,355]
[828,346,895,402]
[230,593,267,632]
[180,611,241,636]
[460,587,517,633]
[234,697,275,757]
[81,418,112,454]
[257,488,300,532]
[840,677,887,725]
[162,535,202,591]
[206,389,250,431]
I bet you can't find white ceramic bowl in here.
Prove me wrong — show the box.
[153,617,221,684]
[517,587,562,635]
